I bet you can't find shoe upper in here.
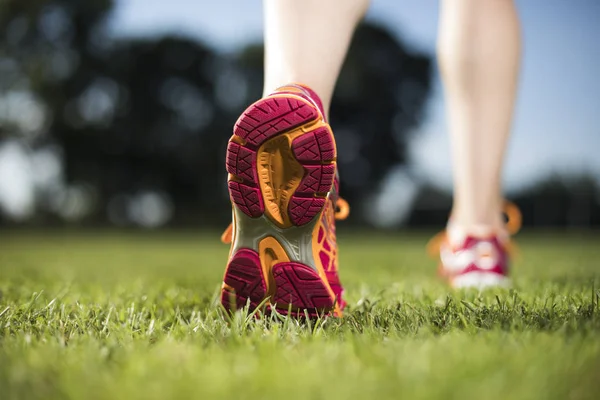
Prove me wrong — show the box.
[312,175,349,310]
[439,235,509,278]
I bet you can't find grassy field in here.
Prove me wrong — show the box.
[1,231,599,400]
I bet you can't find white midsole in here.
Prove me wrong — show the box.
[451,271,511,289]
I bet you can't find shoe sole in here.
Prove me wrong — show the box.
[221,94,339,317]
[451,272,511,289]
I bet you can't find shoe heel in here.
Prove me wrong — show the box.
[271,262,335,317]
[221,248,336,317]
[221,249,266,313]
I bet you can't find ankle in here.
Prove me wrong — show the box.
[450,206,504,231]
[446,221,508,247]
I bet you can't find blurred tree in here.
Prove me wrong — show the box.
[53,36,239,226]
[0,0,116,223]
[0,0,242,226]
[0,0,435,226]
[0,0,113,140]
[513,175,600,228]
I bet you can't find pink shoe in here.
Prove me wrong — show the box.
[429,202,522,289]
[220,84,349,317]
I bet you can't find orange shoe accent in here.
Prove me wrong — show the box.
[311,196,350,316]
[334,197,350,220]
[221,222,233,244]
[257,236,291,298]
[312,203,339,315]
[504,201,522,235]
[257,126,312,228]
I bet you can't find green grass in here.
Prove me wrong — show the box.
[1,231,599,400]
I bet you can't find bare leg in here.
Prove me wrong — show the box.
[263,0,369,114]
[438,0,521,234]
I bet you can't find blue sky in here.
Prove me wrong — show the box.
[108,0,600,192]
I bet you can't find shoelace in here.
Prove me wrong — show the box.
[426,201,522,258]
[220,197,350,245]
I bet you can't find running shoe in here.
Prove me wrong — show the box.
[220,84,349,317]
[428,202,522,288]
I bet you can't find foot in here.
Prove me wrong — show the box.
[429,203,521,289]
[220,84,349,317]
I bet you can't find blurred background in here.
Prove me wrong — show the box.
[0,0,599,230]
